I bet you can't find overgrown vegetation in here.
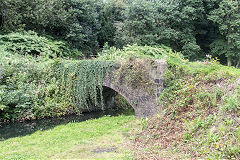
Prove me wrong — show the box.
[0,34,240,158]
[0,49,72,121]
[130,51,240,159]
[98,44,184,62]
[0,5,240,156]
[1,0,240,159]
[58,60,116,112]
[0,31,81,58]
[0,53,120,122]
[1,0,240,65]
[0,33,118,122]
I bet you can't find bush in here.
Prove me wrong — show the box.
[0,47,115,122]
[98,44,186,65]
[0,49,74,121]
[0,31,82,58]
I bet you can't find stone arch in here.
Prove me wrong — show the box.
[102,83,137,112]
[102,59,168,118]
[102,81,155,117]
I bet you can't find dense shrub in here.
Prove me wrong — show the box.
[0,0,102,56]
[0,31,81,58]
[0,48,115,122]
[0,49,75,121]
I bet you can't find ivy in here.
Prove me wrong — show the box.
[0,48,117,121]
[58,60,116,112]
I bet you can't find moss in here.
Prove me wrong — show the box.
[112,58,155,95]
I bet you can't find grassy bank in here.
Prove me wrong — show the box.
[0,112,139,159]
[98,45,240,159]
[132,54,240,159]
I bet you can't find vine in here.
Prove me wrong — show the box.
[58,60,116,112]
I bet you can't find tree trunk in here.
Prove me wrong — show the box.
[227,56,232,67]
[227,20,232,67]
[236,58,240,68]
[0,1,4,28]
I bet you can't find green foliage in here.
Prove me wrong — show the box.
[159,65,199,117]
[1,0,240,62]
[223,94,240,112]
[186,115,217,136]
[160,51,240,114]
[185,115,240,159]
[97,0,125,47]
[0,31,81,58]
[0,47,115,121]
[0,0,70,32]
[0,49,74,121]
[208,0,240,66]
[114,0,157,47]
[156,50,240,158]
[58,60,116,112]
[114,0,207,60]
[0,0,103,56]
[98,44,186,64]
[65,0,102,55]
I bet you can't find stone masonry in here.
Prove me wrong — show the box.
[102,59,168,118]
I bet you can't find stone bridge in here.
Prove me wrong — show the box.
[102,58,168,118]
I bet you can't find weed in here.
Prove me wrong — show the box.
[222,94,240,112]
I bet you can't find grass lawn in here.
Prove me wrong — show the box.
[0,113,138,160]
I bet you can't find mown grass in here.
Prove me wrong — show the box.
[0,113,138,160]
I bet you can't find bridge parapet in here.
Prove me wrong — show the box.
[103,58,167,118]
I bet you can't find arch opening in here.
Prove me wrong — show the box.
[102,86,135,114]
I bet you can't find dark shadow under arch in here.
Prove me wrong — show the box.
[102,86,134,113]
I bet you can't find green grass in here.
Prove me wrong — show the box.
[0,113,138,160]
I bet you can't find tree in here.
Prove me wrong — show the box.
[114,0,158,47]
[0,0,70,33]
[65,0,102,56]
[208,0,240,66]
[115,0,204,60]
[0,0,104,57]
[97,0,126,47]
